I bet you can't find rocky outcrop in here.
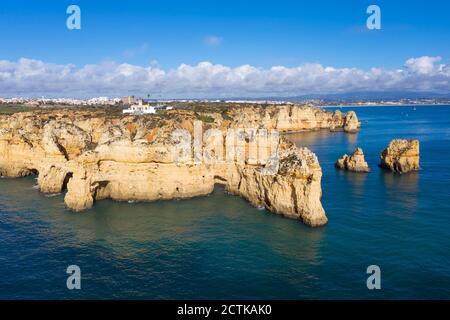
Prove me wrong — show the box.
[199,104,360,133]
[335,148,370,172]
[343,111,360,133]
[226,142,327,227]
[379,139,420,173]
[0,105,358,227]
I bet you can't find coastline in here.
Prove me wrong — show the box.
[2,105,450,299]
[0,104,360,227]
[321,103,450,108]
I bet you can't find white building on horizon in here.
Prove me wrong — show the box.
[122,99,156,115]
[122,99,174,115]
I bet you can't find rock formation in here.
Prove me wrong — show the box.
[218,105,360,133]
[0,104,359,227]
[379,139,420,173]
[343,111,360,133]
[335,148,370,172]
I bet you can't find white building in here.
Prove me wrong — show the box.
[123,100,156,115]
[155,104,173,111]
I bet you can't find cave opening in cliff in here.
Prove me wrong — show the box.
[213,175,228,195]
[92,181,110,201]
[61,172,73,192]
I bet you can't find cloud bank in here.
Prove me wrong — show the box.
[0,56,449,98]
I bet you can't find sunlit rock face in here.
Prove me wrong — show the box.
[0,105,359,227]
[335,148,370,173]
[379,139,420,174]
[343,111,360,133]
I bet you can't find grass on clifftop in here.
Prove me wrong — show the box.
[0,104,37,114]
[194,112,215,123]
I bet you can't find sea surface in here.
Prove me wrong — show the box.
[1,105,449,299]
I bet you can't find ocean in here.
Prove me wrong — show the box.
[1,105,449,299]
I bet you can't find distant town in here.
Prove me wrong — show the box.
[1,95,450,109]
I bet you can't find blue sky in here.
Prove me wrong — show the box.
[0,0,449,98]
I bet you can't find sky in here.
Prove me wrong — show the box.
[0,0,449,98]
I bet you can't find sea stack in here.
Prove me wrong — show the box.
[343,111,360,133]
[379,139,420,173]
[335,147,370,172]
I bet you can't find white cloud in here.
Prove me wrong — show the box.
[0,56,449,98]
[204,35,222,46]
[405,56,443,75]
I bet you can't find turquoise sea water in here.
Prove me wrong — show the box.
[1,105,449,299]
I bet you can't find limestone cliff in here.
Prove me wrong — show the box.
[0,105,359,227]
[200,105,360,133]
[379,139,420,174]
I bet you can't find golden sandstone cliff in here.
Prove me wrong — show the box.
[0,105,360,227]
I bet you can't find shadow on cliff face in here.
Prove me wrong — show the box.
[92,180,110,201]
[214,175,227,185]
[61,172,73,192]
